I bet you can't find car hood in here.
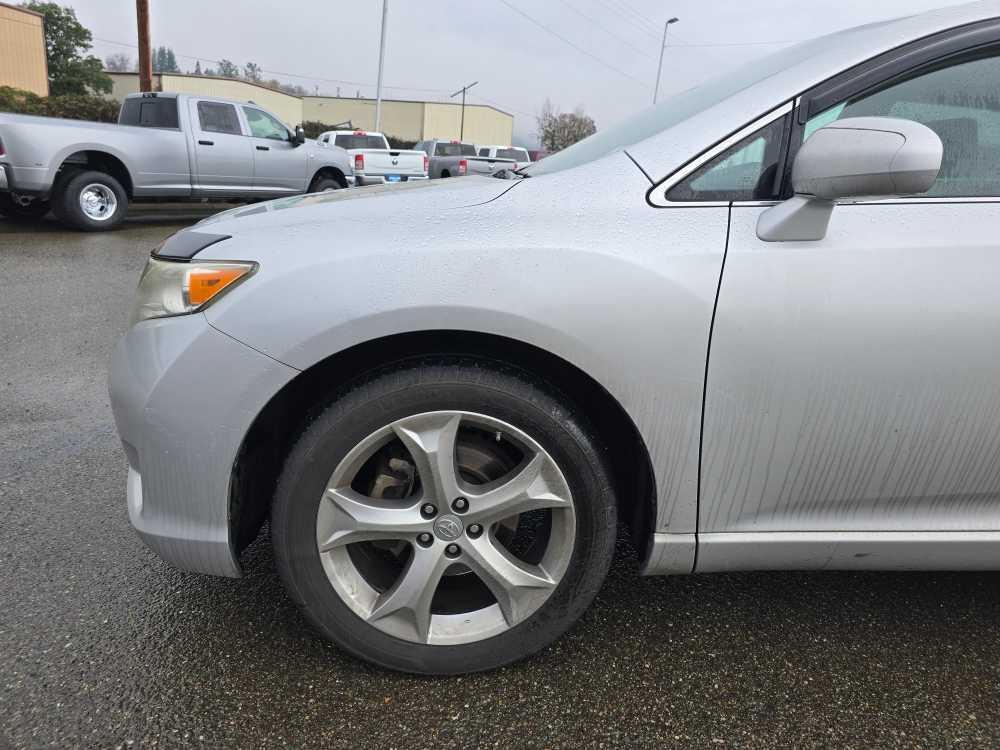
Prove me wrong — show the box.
[194,177,519,235]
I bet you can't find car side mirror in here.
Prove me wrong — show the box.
[291,125,306,147]
[757,117,943,242]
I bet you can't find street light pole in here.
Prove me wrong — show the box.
[136,0,152,93]
[653,17,679,105]
[450,80,478,141]
[374,0,389,132]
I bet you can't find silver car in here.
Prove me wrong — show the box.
[110,1,1000,674]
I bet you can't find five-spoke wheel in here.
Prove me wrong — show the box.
[272,360,616,674]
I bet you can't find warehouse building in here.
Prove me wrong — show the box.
[0,2,48,96]
[106,72,513,145]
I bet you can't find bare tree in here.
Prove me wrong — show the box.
[536,99,597,153]
[104,52,134,72]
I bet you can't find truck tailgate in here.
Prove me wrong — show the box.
[467,157,516,176]
[358,150,425,177]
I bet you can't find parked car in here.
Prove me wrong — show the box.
[477,145,532,170]
[0,92,354,231]
[111,0,1000,675]
[319,130,428,186]
[416,139,516,178]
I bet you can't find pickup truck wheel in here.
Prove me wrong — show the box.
[52,170,128,231]
[309,176,342,193]
[0,192,51,222]
[271,359,617,675]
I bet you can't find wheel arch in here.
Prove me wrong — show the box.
[230,330,657,563]
[56,149,134,197]
[308,166,348,190]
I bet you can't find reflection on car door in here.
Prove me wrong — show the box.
[189,99,253,193]
[242,106,308,194]
[702,50,1000,537]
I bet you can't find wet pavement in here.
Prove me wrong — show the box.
[2,212,1000,749]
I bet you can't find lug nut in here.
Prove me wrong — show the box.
[452,497,469,513]
[467,524,483,538]
[421,503,437,518]
[445,543,461,558]
[417,532,433,547]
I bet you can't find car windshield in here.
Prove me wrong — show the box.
[524,20,896,177]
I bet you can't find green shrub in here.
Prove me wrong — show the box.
[0,86,45,115]
[0,86,119,123]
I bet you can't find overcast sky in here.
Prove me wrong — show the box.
[67,0,972,145]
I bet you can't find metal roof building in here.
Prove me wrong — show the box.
[0,2,48,96]
[106,72,514,144]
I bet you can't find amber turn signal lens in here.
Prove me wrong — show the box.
[185,267,251,306]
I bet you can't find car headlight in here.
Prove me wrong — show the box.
[129,257,257,326]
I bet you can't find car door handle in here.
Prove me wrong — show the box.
[198,140,214,146]
[256,145,270,151]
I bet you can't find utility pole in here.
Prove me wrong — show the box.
[374,0,388,132]
[450,80,478,141]
[136,0,153,92]
[653,17,679,105]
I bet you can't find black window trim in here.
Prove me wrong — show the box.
[648,17,1000,209]
[782,18,1000,200]
[648,101,795,208]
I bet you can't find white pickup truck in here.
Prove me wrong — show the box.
[477,145,533,171]
[318,130,427,186]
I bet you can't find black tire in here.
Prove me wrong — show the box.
[440,170,451,178]
[51,170,128,231]
[0,192,51,222]
[308,175,343,193]
[271,359,617,675]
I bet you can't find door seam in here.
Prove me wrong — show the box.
[695,202,733,573]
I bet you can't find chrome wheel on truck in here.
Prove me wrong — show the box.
[271,360,617,674]
[52,170,128,231]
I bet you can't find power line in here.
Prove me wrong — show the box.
[553,0,656,60]
[93,36,454,95]
[585,0,661,41]
[494,0,650,89]
[93,35,531,119]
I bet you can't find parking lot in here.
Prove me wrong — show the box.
[3,212,1000,749]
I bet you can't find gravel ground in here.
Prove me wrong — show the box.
[2,212,1000,749]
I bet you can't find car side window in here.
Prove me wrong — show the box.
[479,148,489,157]
[667,116,787,202]
[197,102,242,135]
[804,53,1000,197]
[243,107,290,141]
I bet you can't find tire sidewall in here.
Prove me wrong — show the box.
[272,363,616,675]
[56,170,128,231]
[309,177,342,193]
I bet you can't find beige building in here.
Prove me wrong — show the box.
[105,72,514,145]
[0,2,48,96]
[304,96,514,144]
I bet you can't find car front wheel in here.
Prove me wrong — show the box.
[271,359,617,674]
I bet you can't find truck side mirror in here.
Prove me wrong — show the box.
[757,117,942,242]
[292,125,306,146]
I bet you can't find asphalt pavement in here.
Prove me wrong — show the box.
[2,211,1000,749]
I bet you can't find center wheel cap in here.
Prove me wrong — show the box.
[433,514,464,542]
